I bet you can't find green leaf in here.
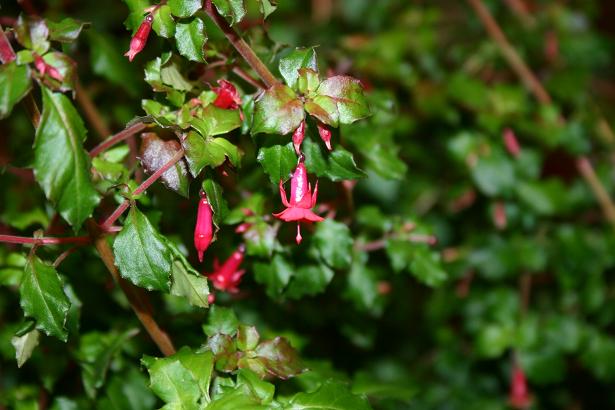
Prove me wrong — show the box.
[408,247,447,287]
[297,68,321,95]
[315,76,370,124]
[98,368,156,410]
[47,18,88,43]
[344,254,380,313]
[191,104,242,137]
[206,388,270,409]
[175,347,215,401]
[286,264,334,299]
[305,94,339,126]
[237,325,260,351]
[470,154,515,197]
[0,62,31,119]
[203,305,239,336]
[139,133,190,197]
[279,47,318,90]
[122,0,150,31]
[287,380,372,410]
[168,0,203,17]
[143,355,201,409]
[152,5,176,38]
[11,329,40,368]
[183,131,241,177]
[313,219,353,269]
[15,15,49,54]
[212,0,247,24]
[237,369,275,404]
[326,149,366,181]
[175,17,207,62]
[256,143,297,184]
[252,84,304,135]
[254,254,293,298]
[171,260,210,308]
[244,221,280,258]
[34,87,99,230]
[239,336,305,379]
[19,256,70,341]
[202,178,230,225]
[258,0,277,19]
[113,206,173,292]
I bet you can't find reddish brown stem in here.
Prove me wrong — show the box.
[53,247,78,268]
[203,0,278,88]
[89,122,147,158]
[101,148,184,229]
[0,234,90,245]
[76,79,111,140]
[232,66,265,89]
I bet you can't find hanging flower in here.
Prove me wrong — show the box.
[212,79,242,110]
[194,191,213,262]
[273,155,324,244]
[509,363,532,409]
[124,14,153,62]
[317,122,332,151]
[206,244,246,293]
[292,120,306,155]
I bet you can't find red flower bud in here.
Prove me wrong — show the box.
[292,120,306,155]
[273,155,324,244]
[194,191,213,262]
[33,54,63,82]
[317,123,332,151]
[124,14,153,62]
[509,364,532,409]
[206,244,246,293]
[235,222,252,233]
[493,201,507,230]
[503,128,521,158]
[212,79,241,110]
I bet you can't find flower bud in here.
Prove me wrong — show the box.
[317,123,332,151]
[124,14,153,62]
[503,128,521,158]
[292,120,306,155]
[194,191,213,262]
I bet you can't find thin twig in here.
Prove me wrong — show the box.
[76,79,111,140]
[503,0,535,27]
[89,122,147,158]
[53,246,78,267]
[203,0,278,88]
[86,220,176,356]
[0,234,90,245]
[577,156,615,225]
[101,148,184,229]
[232,66,265,89]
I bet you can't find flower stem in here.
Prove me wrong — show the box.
[89,122,148,158]
[0,234,90,245]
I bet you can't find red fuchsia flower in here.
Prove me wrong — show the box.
[124,14,153,62]
[212,79,241,110]
[206,244,246,293]
[235,222,252,233]
[292,120,306,155]
[317,122,332,151]
[503,128,521,158]
[194,191,214,263]
[509,363,532,409]
[273,155,324,244]
[33,54,63,82]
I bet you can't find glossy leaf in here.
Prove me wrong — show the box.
[168,0,203,17]
[287,380,372,410]
[286,264,334,299]
[279,47,318,90]
[152,5,175,38]
[202,178,230,225]
[256,143,297,184]
[254,254,293,298]
[315,76,370,124]
[212,0,247,24]
[175,17,206,62]
[47,18,88,42]
[203,305,239,336]
[0,62,31,119]
[183,131,241,177]
[252,84,304,135]
[139,133,190,197]
[312,219,353,269]
[11,329,40,368]
[142,355,201,409]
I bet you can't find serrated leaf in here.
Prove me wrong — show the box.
[315,76,370,124]
[252,84,304,135]
[202,178,230,225]
[15,15,49,54]
[305,94,339,126]
[286,264,334,299]
[0,62,31,119]
[237,369,275,404]
[237,325,260,351]
[175,347,215,401]
[326,149,366,181]
[212,0,247,24]
[256,143,297,184]
[140,133,190,197]
[20,256,70,341]
[279,47,317,90]
[34,87,99,229]
[113,206,173,292]
[171,260,210,308]
[313,219,353,269]
[175,16,206,62]
[287,380,372,410]
[183,131,241,177]
[240,337,305,379]
[203,305,239,336]
[152,5,175,38]
[254,254,293,298]
[47,18,88,43]
[143,355,201,409]
[11,329,40,368]
[168,0,203,17]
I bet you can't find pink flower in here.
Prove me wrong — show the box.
[317,123,332,151]
[503,128,521,158]
[292,120,306,155]
[194,191,213,262]
[212,80,241,110]
[206,244,246,293]
[273,155,324,244]
[509,364,532,409]
[124,14,153,62]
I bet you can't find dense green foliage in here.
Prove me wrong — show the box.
[1,0,615,408]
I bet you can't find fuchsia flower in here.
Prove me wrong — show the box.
[124,14,153,62]
[503,128,521,158]
[33,54,63,82]
[273,155,324,244]
[194,191,213,262]
[292,120,306,155]
[317,123,332,151]
[212,80,241,110]
[206,244,246,293]
[509,364,532,409]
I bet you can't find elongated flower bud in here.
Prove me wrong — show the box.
[503,128,521,158]
[509,364,531,409]
[317,123,332,151]
[292,120,306,155]
[194,191,213,262]
[124,14,153,62]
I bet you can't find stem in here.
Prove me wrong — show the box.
[0,234,90,245]
[503,0,535,27]
[53,247,77,268]
[203,0,278,88]
[23,94,41,128]
[101,148,184,229]
[232,66,265,89]
[89,122,147,158]
[76,79,111,140]
[86,220,176,356]
[577,156,615,225]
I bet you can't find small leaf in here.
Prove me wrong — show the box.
[244,221,280,258]
[315,76,370,124]
[312,219,353,269]
[344,253,381,313]
[241,337,305,379]
[34,87,99,229]
[192,104,242,137]
[236,369,275,404]
[237,325,260,351]
[287,380,372,410]
[20,256,70,341]
[183,131,241,178]
[88,31,140,96]
[140,133,190,197]
[252,84,304,135]
[259,0,277,19]
[171,261,210,308]
[305,94,339,126]
[175,16,206,62]
[11,329,40,368]
[175,347,215,401]
[122,0,150,31]
[279,47,317,90]
[326,149,366,181]
[143,355,201,409]
[297,68,321,95]
[15,15,49,54]
[152,5,176,38]
[286,264,334,299]
[168,0,203,17]
[212,0,247,24]
[47,18,88,43]
[203,305,239,336]
[254,254,293,298]
[256,143,297,184]
[202,178,230,225]
[113,206,173,292]
[0,62,31,119]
